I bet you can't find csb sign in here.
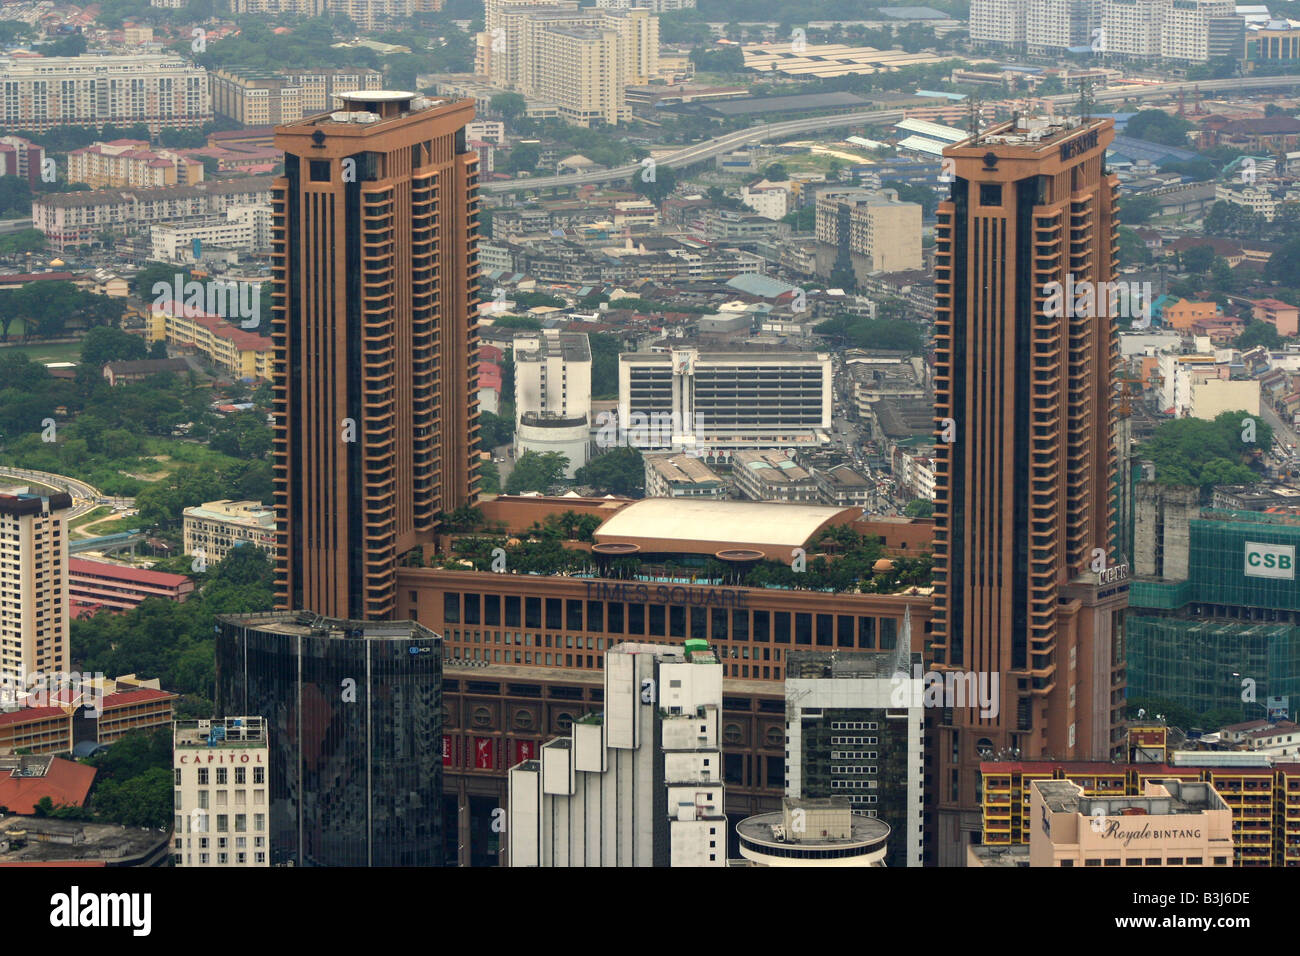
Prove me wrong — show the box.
[1245,542,1295,580]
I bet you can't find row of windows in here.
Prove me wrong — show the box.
[175,852,264,865]
[440,592,899,648]
[830,765,879,774]
[1066,856,1225,867]
[831,751,879,760]
[830,779,879,790]
[176,766,265,786]
[831,722,879,731]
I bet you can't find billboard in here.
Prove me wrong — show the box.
[1245,542,1295,580]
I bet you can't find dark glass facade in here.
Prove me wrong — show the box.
[216,612,444,866]
[799,707,912,868]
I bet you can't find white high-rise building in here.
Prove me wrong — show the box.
[508,641,726,866]
[1100,0,1165,57]
[172,716,271,867]
[0,488,73,689]
[618,349,833,456]
[513,330,592,476]
[970,0,1028,44]
[1025,0,1100,52]
[1161,0,1236,60]
[783,620,927,867]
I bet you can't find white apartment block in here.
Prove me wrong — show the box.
[740,182,789,220]
[619,348,833,454]
[515,330,593,476]
[466,120,506,144]
[596,0,695,9]
[1025,0,1099,52]
[970,0,1028,44]
[67,140,203,189]
[1161,0,1236,60]
[1215,183,1280,221]
[976,0,1235,59]
[182,499,277,565]
[151,204,273,261]
[508,641,726,866]
[784,643,926,867]
[481,1,658,126]
[172,717,270,867]
[31,177,273,252]
[1100,0,1165,56]
[0,55,212,134]
[228,0,327,13]
[0,489,72,688]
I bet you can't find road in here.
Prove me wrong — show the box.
[0,466,132,520]
[484,75,1300,195]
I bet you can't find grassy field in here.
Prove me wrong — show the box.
[69,505,112,532]
[1,339,82,365]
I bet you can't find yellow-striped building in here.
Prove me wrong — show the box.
[146,300,272,381]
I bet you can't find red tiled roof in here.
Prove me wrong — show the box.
[68,557,191,588]
[0,757,96,815]
[0,706,67,728]
[100,688,177,708]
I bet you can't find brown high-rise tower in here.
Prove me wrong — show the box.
[929,116,1128,864]
[271,92,481,621]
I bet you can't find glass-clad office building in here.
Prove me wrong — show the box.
[216,611,443,866]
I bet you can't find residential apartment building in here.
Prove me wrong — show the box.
[0,54,211,134]
[815,188,922,274]
[642,452,727,499]
[479,2,659,126]
[67,140,202,189]
[146,300,273,381]
[0,135,46,189]
[619,349,833,455]
[183,500,277,565]
[0,490,72,689]
[508,641,727,866]
[210,67,384,126]
[172,717,271,867]
[271,92,481,620]
[814,463,874,509]
[731,449,822,504]
[972,0,1242,60]
[31,177,273,252]
[514,330,592,477]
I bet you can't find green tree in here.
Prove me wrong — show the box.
[633,164,678,205]
[903,498,935,518]
[490,92,528,125]
[1266,238,1300,285]
[477,409,513,450]
[507,143,541,175]
[81,326,148,367]
[1181,245,1216,275]
[506,450,569,494]
[1119,195,1159,225]
[1125,110,1195,147]
[1236,320,1283,350]
[574,447,643,496]
[1138,411,1271,499]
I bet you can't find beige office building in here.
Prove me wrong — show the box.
[183,499,277,565]
[172,717,270,867]
[1028,778,1234,867]
[815,188,922,274]
[0,490,73,688]
[643,453,727,499]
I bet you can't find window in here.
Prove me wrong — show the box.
[255,814,265,831]
[566,599,583,630]
[1084,859,1101,867]
[546,598,562,630]
[217,852,228,865]
[217,815,229,832]
[526,596,542,629]
[1060,859,1073,867]
[795,613,812,645]
[235,767,246,784]
[649,604,665,636]
[197,768,209,785]
[444,592,460,623]
[309,160,330,181]
[979,183,1002,206]
[774,612,790,644]
[216,768,228,785]
[174,769,181,786]
[235,814,247,832]
[254,767,265,784]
